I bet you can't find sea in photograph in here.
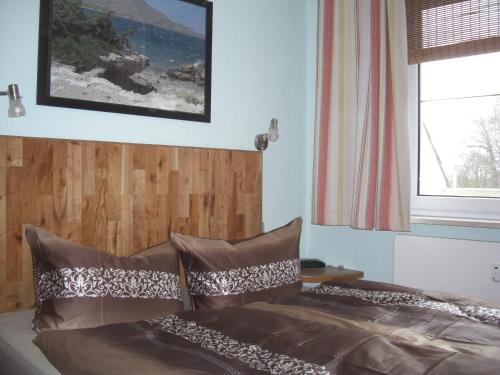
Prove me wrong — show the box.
[84,8,205,71]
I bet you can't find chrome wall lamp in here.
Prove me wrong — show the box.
[254,118,279,151]
[0,84,26,118]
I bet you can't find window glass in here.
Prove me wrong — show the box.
[419,52,500,198]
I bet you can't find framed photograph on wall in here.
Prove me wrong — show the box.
[37,0,212,122]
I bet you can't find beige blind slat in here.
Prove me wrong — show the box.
[406,0,500,64]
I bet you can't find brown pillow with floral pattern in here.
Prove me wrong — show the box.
[171,218,303,310]
[26,225,183,331]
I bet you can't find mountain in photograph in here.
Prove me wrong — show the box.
[81,0,203,38]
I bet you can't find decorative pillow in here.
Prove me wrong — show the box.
[171,217,303,310]
[25,225,183,331]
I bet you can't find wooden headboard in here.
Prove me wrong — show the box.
[0,136,262,312]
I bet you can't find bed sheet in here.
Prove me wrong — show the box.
[0,309,60,375]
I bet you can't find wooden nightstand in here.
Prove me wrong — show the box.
[301,266,364,283]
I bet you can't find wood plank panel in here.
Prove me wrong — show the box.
[0,136,262,312]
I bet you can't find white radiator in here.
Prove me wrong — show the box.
[394,235,500,303]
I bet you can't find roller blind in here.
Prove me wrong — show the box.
[406,0,500,64]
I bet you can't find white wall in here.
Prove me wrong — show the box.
[0,0,309,247]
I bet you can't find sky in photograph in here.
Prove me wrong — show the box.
[144,0,206,35]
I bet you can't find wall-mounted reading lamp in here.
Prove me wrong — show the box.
[254,118,279,151]
[0,84,26,118]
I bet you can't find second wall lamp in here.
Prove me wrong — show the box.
[255,118,279,151]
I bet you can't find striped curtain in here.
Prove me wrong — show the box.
[312,0,410,231]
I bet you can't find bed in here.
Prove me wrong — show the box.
[2,279,500,374]
[0,136,499,374]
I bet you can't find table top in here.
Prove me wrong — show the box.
[301,266,364,283]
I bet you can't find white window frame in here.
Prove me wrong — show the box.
[408,64,500,223]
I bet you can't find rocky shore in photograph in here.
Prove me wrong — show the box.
[50,52,205,114]
[167,63,205,86]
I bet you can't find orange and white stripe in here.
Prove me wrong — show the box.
[313,0,410,231]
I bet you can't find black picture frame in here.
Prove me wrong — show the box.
[37,0,212,122]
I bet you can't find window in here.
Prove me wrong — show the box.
[406,0,500,222]
[409,52,500,221]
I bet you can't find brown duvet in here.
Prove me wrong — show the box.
[34,280,500,374]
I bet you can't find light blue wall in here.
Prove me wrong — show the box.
[304,0,500,282]
[2,0,498,277]
[0,0,309,243]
